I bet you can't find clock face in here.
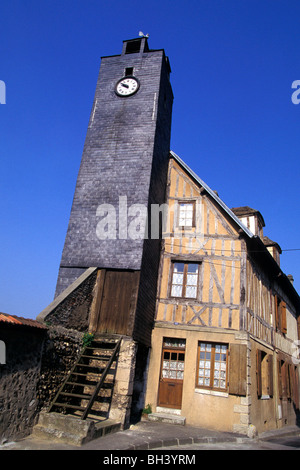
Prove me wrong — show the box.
[115,77,140,97]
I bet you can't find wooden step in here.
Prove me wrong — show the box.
[52,403,86,411]
[60,392,92,400]
[48,335,122,420]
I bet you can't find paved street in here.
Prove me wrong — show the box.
[152,435,300,450]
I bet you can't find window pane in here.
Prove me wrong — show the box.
[185,285,197,298]
[171,263,184,297]
[174,262,185,273]
[212,344,228,389]
[186,274,198,285]
[187,264,198,273]
[173,273,184,284]
[171,284,183,297]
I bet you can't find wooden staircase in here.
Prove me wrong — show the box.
[48,335,122,421]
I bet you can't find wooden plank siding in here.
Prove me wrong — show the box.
[155,159,245,331]
[245,258,274,344]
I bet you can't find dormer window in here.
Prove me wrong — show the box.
[231,206,265,239]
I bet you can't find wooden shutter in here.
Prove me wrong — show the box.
[281,301,287,334]
[281,361,287,398]
[229,344,247,396]
[277,359,283,399]
[267,354,273,397]
[294,367,300,410]
[275,295,279,330]
[256,349,262,397]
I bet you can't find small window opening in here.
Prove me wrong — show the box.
[125,67,134,76]
[125,40,142,54]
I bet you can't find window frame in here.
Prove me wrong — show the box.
[177,200,196,229]
[169,261,200,299]
[196,342,229,392]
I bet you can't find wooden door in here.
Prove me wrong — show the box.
[96,270,139,335]
[158,338,185,409]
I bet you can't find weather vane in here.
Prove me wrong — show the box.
[139,31,149,38]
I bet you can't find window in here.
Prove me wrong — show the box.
[161,338,185,381]
[170,262,199,298]
[125,67,134,76]
[196,342,228,391]
[178,202,195,228]
[275,296,287,334]
[125,39,142,54]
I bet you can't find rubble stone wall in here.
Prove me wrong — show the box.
[0,326,46,443]
[37,326,83,410]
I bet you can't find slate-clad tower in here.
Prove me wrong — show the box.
[55,37,173,345]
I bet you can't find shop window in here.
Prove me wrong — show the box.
[170,262,199,299]
[196,342,228,391]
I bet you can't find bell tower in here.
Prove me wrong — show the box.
[54,37,173,345]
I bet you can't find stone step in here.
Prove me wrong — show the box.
[148,412,186,426]
[32,411,121,446]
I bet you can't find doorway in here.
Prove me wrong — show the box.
[158,338,185,409]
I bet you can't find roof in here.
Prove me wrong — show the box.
[263,236,282,253]
[170,151,254,238]
[0,312,47,330]
[170,150,300,311]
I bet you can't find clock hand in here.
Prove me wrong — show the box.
[121,83,129,89]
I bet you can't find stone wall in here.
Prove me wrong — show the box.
[0,325,46,443]
[109,338,138,427]
[44,270,97,331]
[37,325,83,411]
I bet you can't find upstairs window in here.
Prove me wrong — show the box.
[178,202,195,228]
[170,262,199,298]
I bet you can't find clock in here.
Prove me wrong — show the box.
[115,76,140,97]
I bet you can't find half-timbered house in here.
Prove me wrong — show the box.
[144,151,300,435]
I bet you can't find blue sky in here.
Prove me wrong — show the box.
[0,0,299,319]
